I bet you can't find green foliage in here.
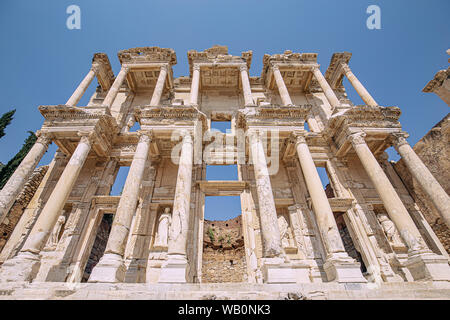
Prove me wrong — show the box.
[0,131,37,189]
[0,109,15,140]
[207,227,215,242]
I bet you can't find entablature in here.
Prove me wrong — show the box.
[38,105,119,157]
[325,105,402,157]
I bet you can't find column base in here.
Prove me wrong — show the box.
[405,251,450,281]
[0,251,41,282]
[323,253,367,283]
[158,254,189,283]
[87,253,126,283]
[261,257,310,284]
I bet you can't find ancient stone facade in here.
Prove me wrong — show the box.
[0,46,449,299]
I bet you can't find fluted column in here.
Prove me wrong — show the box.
[149,65,168,106]
[272,65,293,106]
[0,132,94,282]
[189,65,200,106]
[292,132,346,256]
[66,64,100,106]
[311,66,340,109]
[240,65,254,106]
[340,63,377,107]
[103,65,129,108]
[0,131,52,225]
[89,131,152,283]
[249,130,282,257]
[391,133,450,228]
[348,132,427,252]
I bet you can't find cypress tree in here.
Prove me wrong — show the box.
[0,109,15,140]
[0,131,37,189]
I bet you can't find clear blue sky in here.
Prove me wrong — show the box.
[0,1,448,220]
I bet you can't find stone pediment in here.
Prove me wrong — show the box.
[325,52,352,91]
[118,47,177,65]
[187,45,252,77]
[92,53,115,91]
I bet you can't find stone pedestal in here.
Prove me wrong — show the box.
[405,251,450,282]
[323,253,367,283]
[158,254,189,283]
[261,257,311,284]
[87,253,126,283]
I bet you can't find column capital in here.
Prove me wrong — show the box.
[120,64,131,73]
[347,131,367,147]
[91,63,101,74]
[179,130,193,144]
[35,130,53,146]
[339,62,351,74]
[77,131,97,144]
[390,132,409,149]
[160,64,169,72]
[192,64,201,71]
[271,64,280,71]
[137,130,153,143]
[247,129,265,142]
[289,130,306,146]
[239,64,248,72]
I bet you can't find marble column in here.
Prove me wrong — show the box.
[66,64,100,106]
[391,133,450,228]
[240,65,254,106]
[0,131,52,225]
[103,65,129,108]
[159,132,193,283]
[348,132,427,252]
[249,130,282,257]
[293,133,346,256]
[89,131,152,283]
[311,67,340,109]
[293,131,366,282]
[0,132,94,282]
[149,65,168,106]
[189,65,200,107]
[272,65,293,106]
[340,63,377,107]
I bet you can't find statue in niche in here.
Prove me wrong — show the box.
[154,207,172,250]
[277,214,297,254]
[48,213,66,249]
[377,213,404,249]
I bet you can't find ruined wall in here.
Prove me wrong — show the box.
[393,113,450,253]
[201,216,247,283]
[0,166,48,252]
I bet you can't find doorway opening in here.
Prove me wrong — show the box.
[81,213,113,282]
[334,212,367,274]
[202,196,246,283]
